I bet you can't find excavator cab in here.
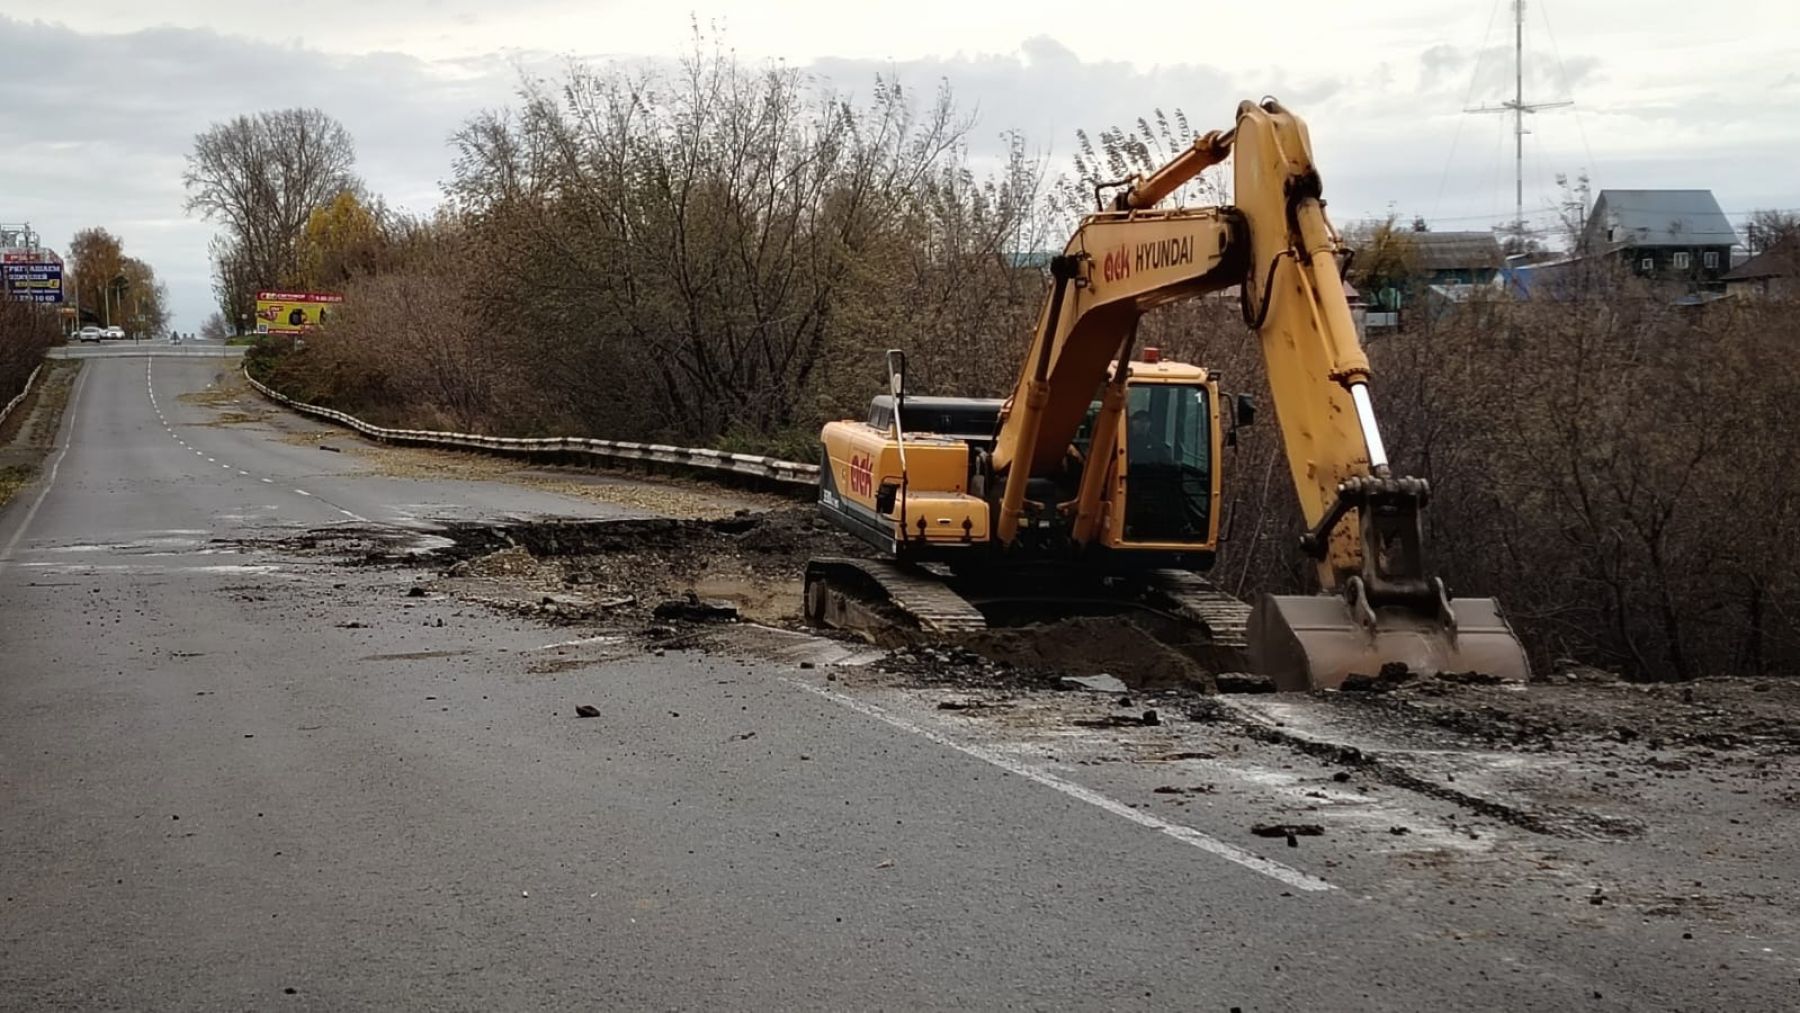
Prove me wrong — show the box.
[1118,382,1212,544]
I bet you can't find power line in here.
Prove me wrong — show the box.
[1430,0,1505,222]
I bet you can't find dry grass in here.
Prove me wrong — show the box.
[0,361,83,508]
[0,464,31,509]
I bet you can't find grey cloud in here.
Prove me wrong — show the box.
[7,15,1796,330]
[0,15,535,326]
[807,42,1239,162]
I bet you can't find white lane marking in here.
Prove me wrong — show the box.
[337,509,358,519]
[781,678,1336,893]
[293,489,311,496]
[237,470,249,476]
[260,477,273,484]
[0,364,91,572]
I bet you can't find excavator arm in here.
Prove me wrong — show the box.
[987,99,1529,687]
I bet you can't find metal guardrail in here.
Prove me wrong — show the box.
[243,366,820,489]
[0,364,42,429]
[48,345,246,359]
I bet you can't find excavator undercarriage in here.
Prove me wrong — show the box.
[803,556,1257,676]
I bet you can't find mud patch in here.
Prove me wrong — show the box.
[197,408,273,427]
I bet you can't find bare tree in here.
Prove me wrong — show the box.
[445,41,985,444]
[1745,209,1800,256]
[1061,108,1227,220]
[199,312,229,341]
[184,109,359,320]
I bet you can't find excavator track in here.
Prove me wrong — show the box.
[1144,569,1252,648]
[805,557,988,637]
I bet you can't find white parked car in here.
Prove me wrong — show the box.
[77,325,102,343]
[104,325,125,340]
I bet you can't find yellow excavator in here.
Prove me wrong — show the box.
[805,99,1529,690]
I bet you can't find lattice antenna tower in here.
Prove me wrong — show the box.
[1466,0,1572,241]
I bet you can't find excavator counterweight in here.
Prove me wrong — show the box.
[806,99,1530,691]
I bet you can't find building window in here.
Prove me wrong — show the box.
[1640,257,1655,272]
[1673,251,1691,269]
[1704,251,1719,269]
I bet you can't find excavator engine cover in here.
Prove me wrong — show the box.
[1249,594,1530,692]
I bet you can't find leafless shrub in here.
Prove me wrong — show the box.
[0,302,60,406]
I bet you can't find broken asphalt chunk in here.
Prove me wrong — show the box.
[1059,674,1130,694]
[1251,823,1324,840]
[1215,672,1277,694]
[652,593,739,623]
[1072,709,1160,729]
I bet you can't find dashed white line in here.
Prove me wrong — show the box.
[293,489,312,497]
[781,678,1337,893]
[260,478,273,484]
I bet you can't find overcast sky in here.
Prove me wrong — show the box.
[6,1,1797,329]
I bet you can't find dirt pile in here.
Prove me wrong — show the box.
[871,614,1213,691]
[956,615,1211,690]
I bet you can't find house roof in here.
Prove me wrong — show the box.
[1721,242,1800,281]
[1585,189,1738,248]
[1406,231,1503,271]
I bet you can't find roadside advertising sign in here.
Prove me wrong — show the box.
[2,249,60,264]
[254,290,343,335]
[2,260,63,303]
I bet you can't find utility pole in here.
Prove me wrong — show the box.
[1466,0,1572,246]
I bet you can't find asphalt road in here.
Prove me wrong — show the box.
[0,356,1781,1010]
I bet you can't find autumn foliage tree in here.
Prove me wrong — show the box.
[67,227,168,334]
[67,227,123,321]
[295,191,388,290]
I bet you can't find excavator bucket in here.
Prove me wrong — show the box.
[1249,594,1531,692]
